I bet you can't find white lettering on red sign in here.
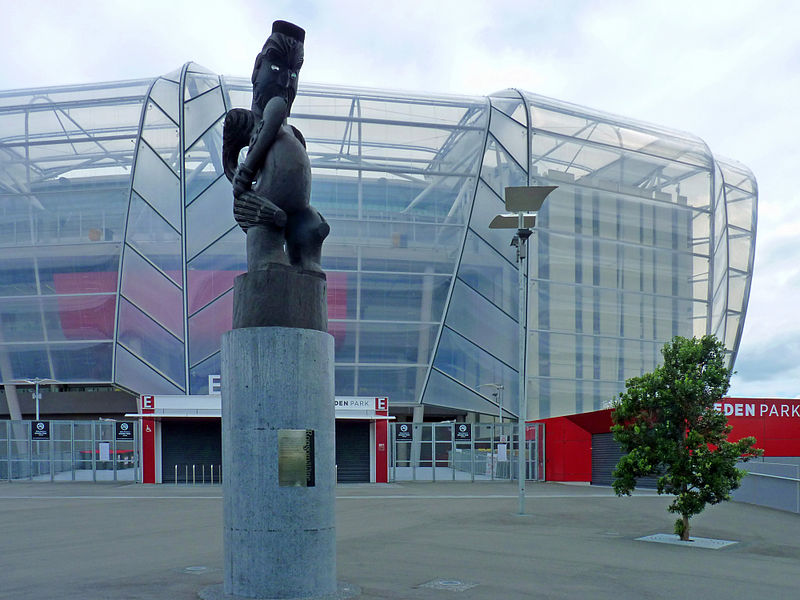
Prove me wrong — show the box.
[376,398,388,411]
[142,396,155,409]
[716,401,800,418]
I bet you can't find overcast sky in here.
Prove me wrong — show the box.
[1,0,798,398]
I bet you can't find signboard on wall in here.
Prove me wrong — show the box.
[396,423,412,440]
[715,400,800,418]
[454,423,472,441]
[31,421,50,440]
[278,429,315,487]
[116,421,134,440]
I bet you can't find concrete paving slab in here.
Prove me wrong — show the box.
[0,481,798,600]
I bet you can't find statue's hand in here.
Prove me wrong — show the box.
[234,191,287,232]
[232,164,255,197]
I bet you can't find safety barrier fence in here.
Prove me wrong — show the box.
[389,422,544,482]
[733,460,800,514]
[0,420,139,482]
[170,464,222,485]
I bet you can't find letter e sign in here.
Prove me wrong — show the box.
[142,395,155,410]
[376,397,388,411]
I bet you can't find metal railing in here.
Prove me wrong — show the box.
[389,422,544,482]
[171,464,222,485]
[1,420,139,482]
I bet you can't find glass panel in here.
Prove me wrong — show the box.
[423,368,503,416]
[189,352,221,395]
[489,94,526,126]
[728,233,752,272]
[480,135,527,200]
[489,108,527,170]
[445,279,518,368]
[187,226,245,314]
[725,196,754,231]
[458,230,519,317]
[141,102,180,174]
[149,78,180,122]
[0,341,112,383]
[0,343,49,382]
[184,73,220,100]
[51,342,113,381]
[433,327,519,415]
[327,271,351,335]
[330,321,355,363]
[359,273,450,322]
[132,141,181,231]
[39,249,121,295]
[335,367,355,396]
[43,294,116,341]
[0,296,44,342]
[185,118,226,204]
[358,322,438,365]
[356,366,426,405]
[186,176,237,259]
[115,343,183,395]
[468,180,519,264]
[526,95,711,168]
[184,86,225,148]
[126,192,182,284]
[120,248,184,339]
[117,299,185,388]
[188,290,232,367]
[0,256,37,296]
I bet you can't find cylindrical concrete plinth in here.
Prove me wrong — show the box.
[221,326,336,599]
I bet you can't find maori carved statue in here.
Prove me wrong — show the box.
[222,20,329,274]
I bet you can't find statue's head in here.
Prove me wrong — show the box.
[251,20,305,117]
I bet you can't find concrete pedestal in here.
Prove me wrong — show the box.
[219,326,336,599]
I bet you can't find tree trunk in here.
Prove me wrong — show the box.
[680,515,690,541]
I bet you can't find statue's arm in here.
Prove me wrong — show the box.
[232,97,288,197]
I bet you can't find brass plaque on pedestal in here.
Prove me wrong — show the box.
[278,429,315,487]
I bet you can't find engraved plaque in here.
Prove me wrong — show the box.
[278,429,315,487]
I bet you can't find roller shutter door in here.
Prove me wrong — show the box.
[591,433,658,489]
[161,420,221,483]
[335,421,370,483]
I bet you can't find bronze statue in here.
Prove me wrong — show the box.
[222,20,329,274]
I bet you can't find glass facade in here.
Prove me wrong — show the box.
[0,64,757,420]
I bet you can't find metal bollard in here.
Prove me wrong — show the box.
[210,464,214,484]
[174,464,178,485]
[192,464,196,485]
[202,464,205,484]
[185,465,188,484]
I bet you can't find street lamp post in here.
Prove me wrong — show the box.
[490,185,556,516]
[478,383,505,423]
[9,378,59,420]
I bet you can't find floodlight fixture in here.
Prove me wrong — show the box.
[504,185,557,213]
[489,214,536,230]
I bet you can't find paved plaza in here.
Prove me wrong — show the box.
[1,481,798,599]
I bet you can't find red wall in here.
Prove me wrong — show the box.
[533,398,800,482]
[717,399,800,457]
[532,409,613,482]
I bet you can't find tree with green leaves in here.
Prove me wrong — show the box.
[611,335,762,541]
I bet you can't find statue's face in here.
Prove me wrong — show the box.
[252,33,304,116]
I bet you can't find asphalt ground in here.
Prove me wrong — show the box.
[1,481,798,599]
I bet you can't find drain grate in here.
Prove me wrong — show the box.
[419,579,478,592]
[637,533,738,549]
